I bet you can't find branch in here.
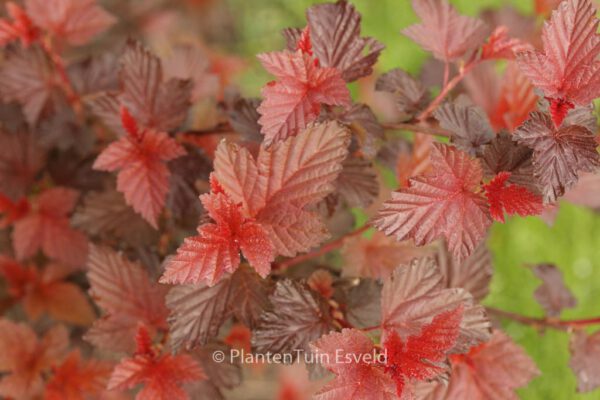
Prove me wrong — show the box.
[416,57,480,121]
[276,225,370,270]
[40,36,80,108]
[382,121,451,137]
[486,307,600,330]
[184,122,236,137]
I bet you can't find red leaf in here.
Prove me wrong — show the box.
[516,0,600,126]
[257,50,350,145]
[513,111,600,202]
[481,26,531,60]
[25,0,115,46]
[160,191,274,286]
[12,187,88,267]
[0,129,45,200]
[108,326,206,400]
[0,2,39,47]
[381,259,491,354]
[446,330,540,399]
[93,110,186,228]
[402,0,489,62]
[85,245,169,353]
[310,329,397,400]
[44,350,112,400]
[384,306,462,396]
[214,121,350,258]
[0,194,29,227]
[0,320,68,399]
[483,171,543,222]
[373,143,492,261]
[490,63,538,132]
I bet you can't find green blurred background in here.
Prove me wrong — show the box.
[223,1,600,398]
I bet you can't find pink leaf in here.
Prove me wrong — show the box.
[93,111,186,228]
[402,0,489,62]
[160,192,274,286]
[516,0,600,126]
[257,50,350,145]
[373,143,492,261]
[446,330,540,399]
[12,187,88,267]
[215,121,350,257]
[25,0,115,46]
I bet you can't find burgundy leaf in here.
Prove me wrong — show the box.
[569,330,600,392]
[0,129,44,200]
[434,101,494,155]
[334,156,379,208]
[531,263,577,317]
[72,188,158,247]
[0,45,59,125]
[435,241,493,302]
[166,265,271,351]
[85,245,169,353]
[326,103,384,159]
[375,68,430,118]
[481,133,536,192]
[305,0,384,82]
[513,111,600,202]
[251,280,334,358]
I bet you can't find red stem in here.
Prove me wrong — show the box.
[277,225,370,270]
[417,58,480,122]
[486,307,600,330]
[40,36,80,107]
[443,61,450,87]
